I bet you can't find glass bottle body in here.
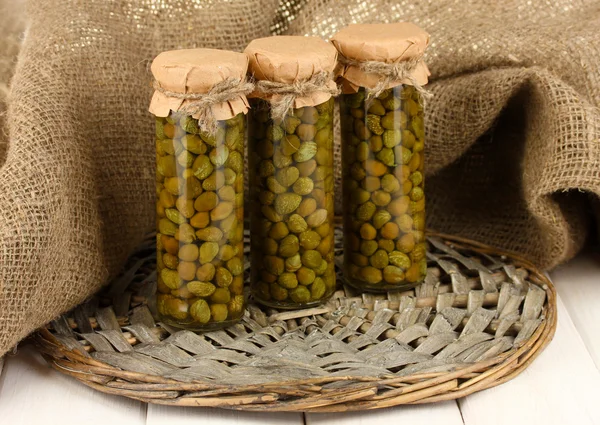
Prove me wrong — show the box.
[248,98,336,309]
[155,112,246,330]
[341,86,426,293]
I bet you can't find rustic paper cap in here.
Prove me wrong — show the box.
[244,36,338,108]
[149,48,250,121]
[331,23,431,92]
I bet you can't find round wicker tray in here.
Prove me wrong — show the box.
[35,228,556,412]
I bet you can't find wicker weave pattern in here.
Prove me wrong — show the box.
[35,229,556,412]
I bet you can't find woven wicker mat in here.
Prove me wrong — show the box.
[35,227,556,412]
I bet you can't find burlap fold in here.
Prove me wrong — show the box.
[1,0,599,357]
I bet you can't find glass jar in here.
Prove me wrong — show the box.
[332,23,430,293]
[244,36,338,309]
[248,98,336,309]
[150,49,250,330]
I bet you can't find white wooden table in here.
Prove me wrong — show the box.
[2,254,600,425]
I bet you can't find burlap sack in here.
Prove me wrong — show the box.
[1,0,599,357]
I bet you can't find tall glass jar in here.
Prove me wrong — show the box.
[332,23,431,293]
[244,36,338,309]
[150,49,250,330]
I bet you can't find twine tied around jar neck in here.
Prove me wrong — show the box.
[338,56,432,102]
[253,71,340,122]
[152,77,254,133]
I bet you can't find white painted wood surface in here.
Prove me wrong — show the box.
[1,253,600,425]
[0,345,147,425]
[306,401,464,425]
[458,295,600,425]
[551,254,600,369]
[147,405,302,425]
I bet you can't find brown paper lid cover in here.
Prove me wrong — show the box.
[149,48,250,120]
[244,36,338,108]
[331,23,430,92]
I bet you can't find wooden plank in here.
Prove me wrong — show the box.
[0,345,147,425]
[146,404,303,425]
[458,294,600,425]
[550,254,600,369]
[306,401,464,425]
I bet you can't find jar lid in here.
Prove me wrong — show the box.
[244,36,338,109]
[331,23,430,93]
[149,48,250,120]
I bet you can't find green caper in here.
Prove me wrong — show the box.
[285,254,302,272]
[266,176,287,194]
[195,227,223,242]
[283,116,302,134]
[310,277,326,299]
[215,267,233,288]
[351,188,371,204]
[196,263,215,282]
[381,174,400,193]
[157,155,177,177]
[227,257,243,276]
[296,124,316,141]
[161,268,182,290]
[306,209,328,228]
[299,230,321,250]
[270,283,288,301]
[360,240,378,256]
[162,253,179,269]
[356,201,376,221]
[383,266,405,284]
[296,267,315,285]
[228,295,245,316]
[187,281,216,297]
[376,147,395,166]
[368,99,386,115]
[293,142,318,162]
[269,221,289,240]
[274,193,302,215]
[273,148,293,167]
[388,250,411,270]
[266,124,285,142]
[292,177,314,195]
[278,272,298,289]
[190,299,210,323]
[199,242,219,264]
[366,114,384,135]
[410,187,424,202]
[302,250,322,268]
[165,298,189,320]
[372,210,392,229]
[279,234,300,257]
[360,266,382,284]
[211,287,231,304]
[289,286,311,303]
[264,255,285,275]
[207,304,227,322]
[261,205,283,223]
[288,214,308,233]
[158,218,178,236]
[276,167,301,189]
